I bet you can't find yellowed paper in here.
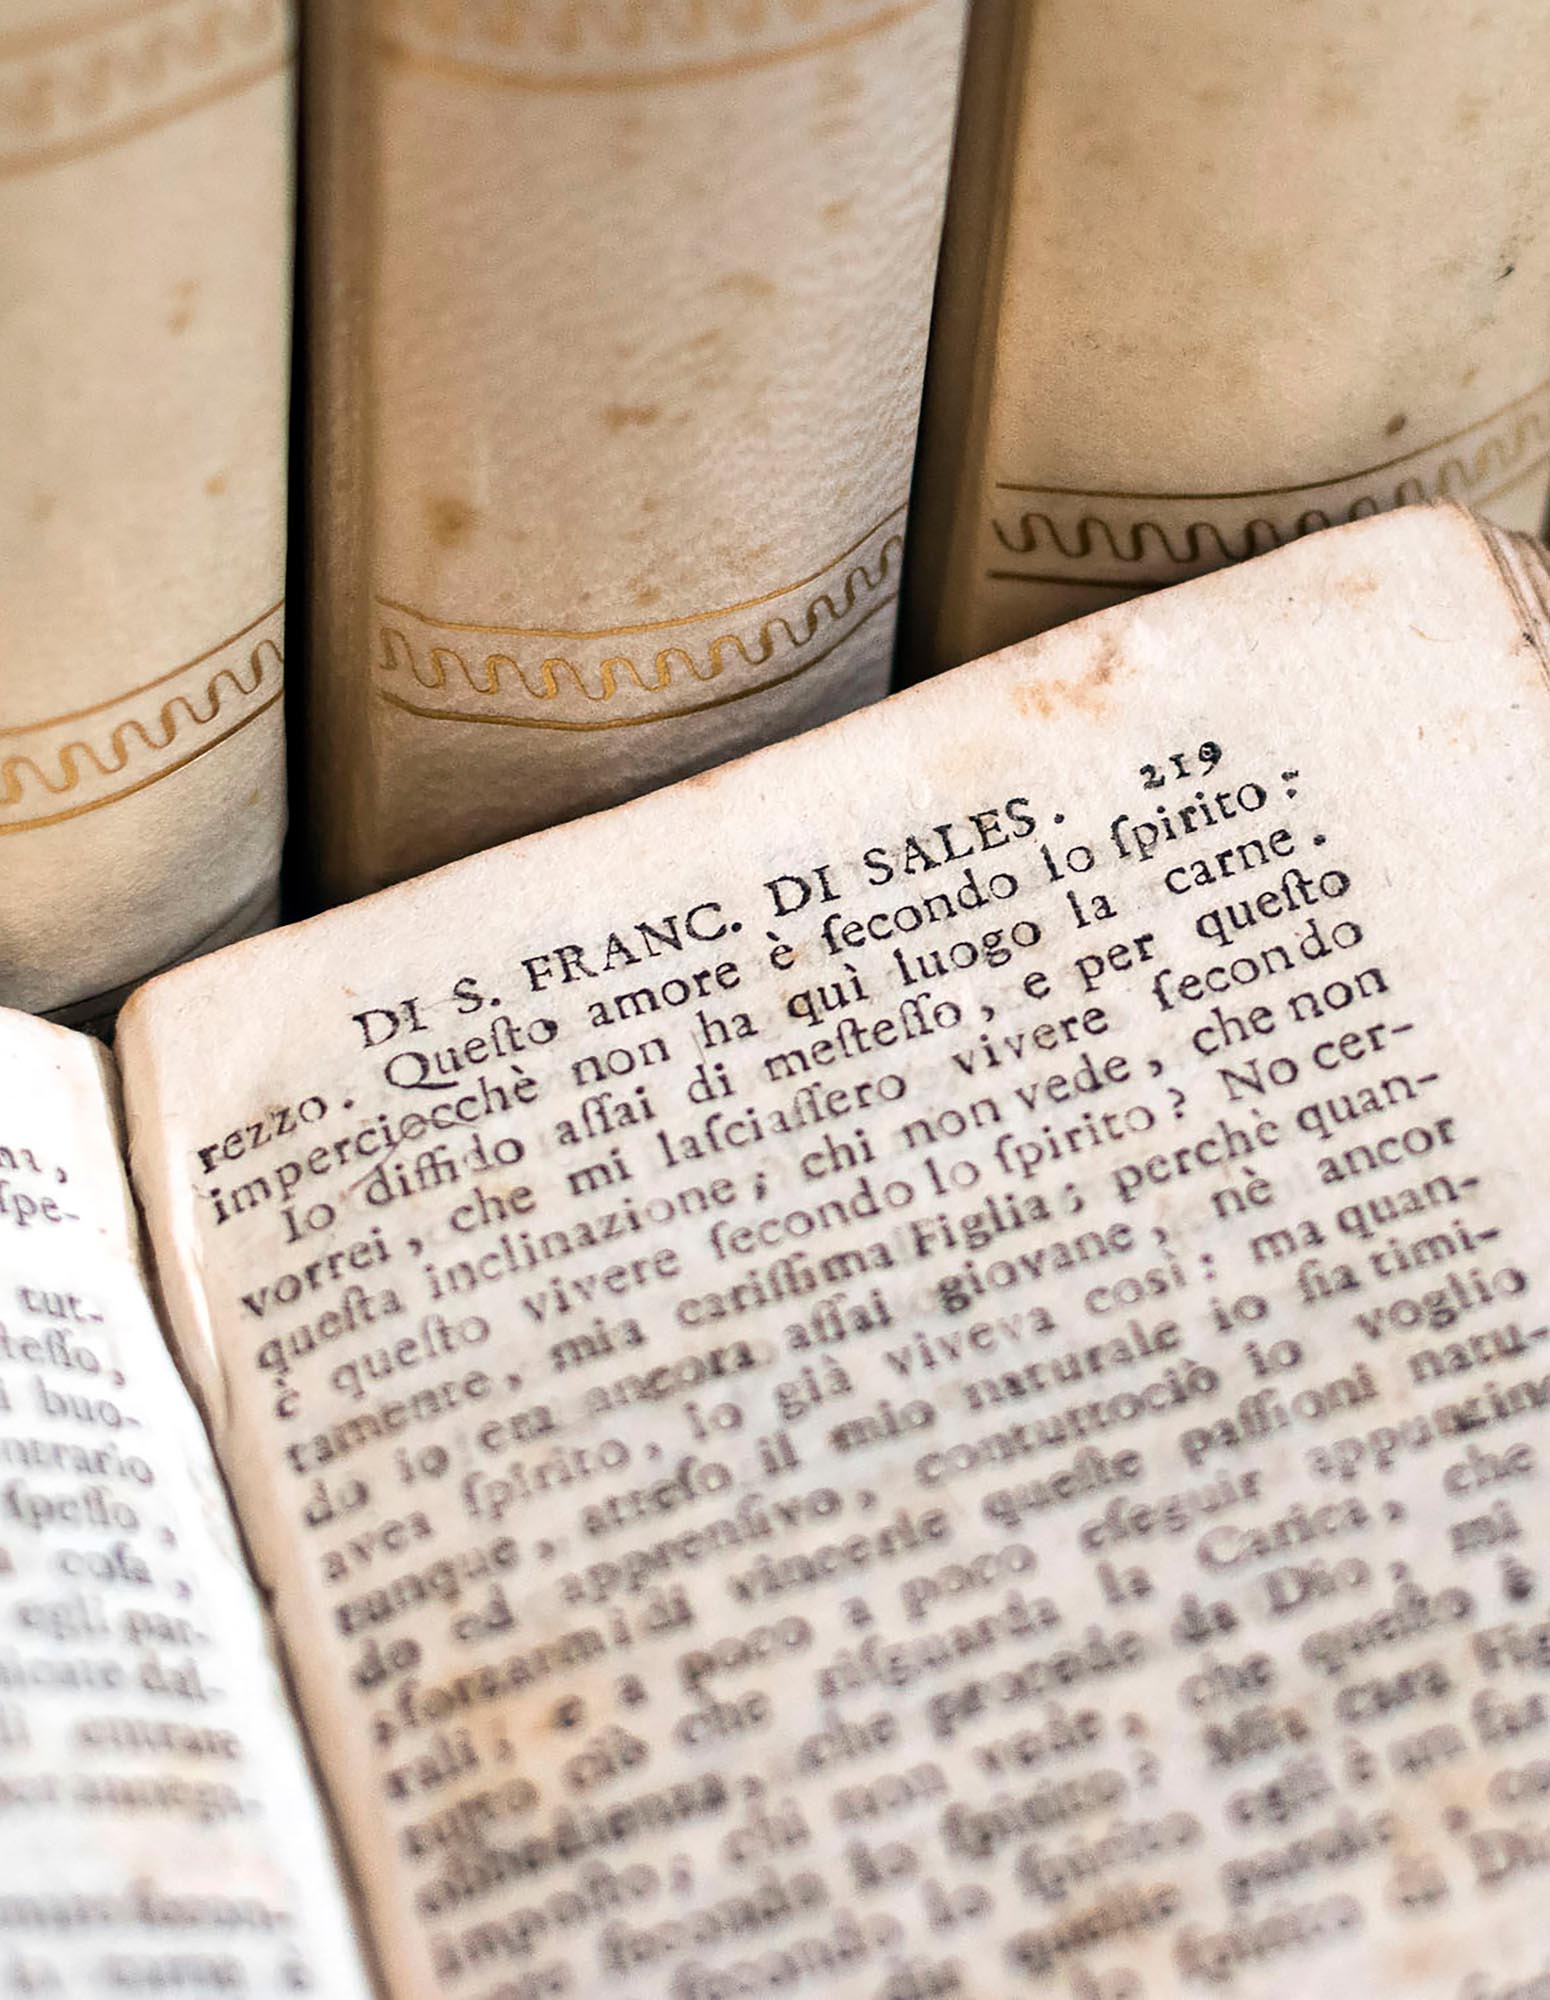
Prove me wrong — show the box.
[0,1006,370,1996]
[123,507,1550,1994]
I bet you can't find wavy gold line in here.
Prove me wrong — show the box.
[0,0,180,61]
[3,648,272,803]
[0,685,280,832]
[0,599,283,738]
[0,0,290,174]
[0,47,289,175]
[378,591,895,731]
[379,535,898,712]
[989,404,1550,574]
[0,0,281,111]
[376,504,906,638]
[993,512,1311,567]
[984,463,1549,585]
[376,0,931,92]
[421,544,894,695]
[994,377,1550,502]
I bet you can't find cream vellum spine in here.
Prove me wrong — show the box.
[306,0,969,901]
[0,0,295,1025]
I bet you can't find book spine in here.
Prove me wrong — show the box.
[905,0,1550,676]
[0,0,295,1020]
[306,0,968,900]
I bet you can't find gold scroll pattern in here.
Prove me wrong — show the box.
[988,378,1550,592]
[0,601,283,833]
[378,0,930,89]
[375,509,903,731]
[0,0,292,178]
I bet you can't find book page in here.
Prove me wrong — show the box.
[0,1009,372,1996]
[122,505,1550,1996]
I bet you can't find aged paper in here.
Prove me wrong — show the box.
[0,1008,370,1995]
[0,0,293,1020]
[124,507,1550,1994]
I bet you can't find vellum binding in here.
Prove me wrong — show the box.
[0,0,295,1019]
[905,0,1550,677]
[305,0,968,898]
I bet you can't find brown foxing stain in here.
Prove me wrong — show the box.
[822,196,854,230]
[1241,242,1289,295]
[1084,132,1138,175]
[205,471,228,497]
[1338,569,1381,604]
[1013,632,1124,721]
[1315,81,1361,126]
[610,107,647,172]
[1385,412,1408,437]
[602,404,661,430]
[1386,1917,1472,1990]
[168,280,197,335]
[1390,1935,1440,1985]
[629,578,661,607]
[27,491,55,523]
[426,494,478,546]
[717,270,776,302]
[816,58,862,108]
[1191,79,1238,112]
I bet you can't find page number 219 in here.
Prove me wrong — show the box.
[1139,742,1223,789]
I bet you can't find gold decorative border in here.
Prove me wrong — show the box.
[377,0,931,92]
[0,1,180,60]
[0,0,291,179]
[374,508,902,731]
[0,600,283,832]
[988,378,1550,590]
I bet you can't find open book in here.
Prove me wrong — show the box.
[5,504,1548,1995]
